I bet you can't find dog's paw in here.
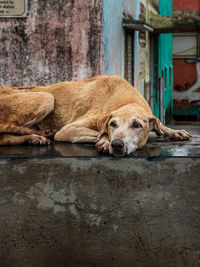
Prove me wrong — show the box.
[42,129,57,140]
[25,134,50,145]
[95,135,110,153]
[169,129,192,141]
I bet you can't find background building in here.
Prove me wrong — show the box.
[151,0,173,123]
[0,0,198,122]
[173,0,200,121]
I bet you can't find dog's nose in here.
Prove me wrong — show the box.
[111,139,124,150]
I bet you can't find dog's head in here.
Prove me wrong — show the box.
[97,104,163,156]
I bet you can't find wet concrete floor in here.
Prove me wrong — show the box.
[0,125,199,159]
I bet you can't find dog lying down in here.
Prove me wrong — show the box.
[0,75,191,156]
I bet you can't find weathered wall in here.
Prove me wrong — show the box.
[0,157,200,267]
[0,0,102,87]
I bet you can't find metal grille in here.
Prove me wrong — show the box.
[125,31,134,85]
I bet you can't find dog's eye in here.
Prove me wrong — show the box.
[110,121,117,127]
[132,122,141,128]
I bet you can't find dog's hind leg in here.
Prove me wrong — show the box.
[0,123,56,141]
[0,91,55,145]
[0,134,50,145]
[0,123,44,135]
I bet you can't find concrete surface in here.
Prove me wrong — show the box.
[0,125,199,159]
[0,125,200,267]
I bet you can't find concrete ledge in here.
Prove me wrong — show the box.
[0,156,200,267]
[0,125,199,266]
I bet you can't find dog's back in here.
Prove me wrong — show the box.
[30,76,152,129]
[1,76,152,130]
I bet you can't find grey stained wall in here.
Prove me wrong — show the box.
[0,0,102,86]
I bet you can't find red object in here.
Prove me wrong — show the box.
[173,59,197,92]
[173,0,200,114]
[173,0,200,11]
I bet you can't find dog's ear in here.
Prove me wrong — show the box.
[97,114,112,136]
[148,116,164,136]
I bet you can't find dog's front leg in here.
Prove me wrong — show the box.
[95,134,110,153]
[149,117,191,141]
[159,123,191,140]
[54,120,99,143]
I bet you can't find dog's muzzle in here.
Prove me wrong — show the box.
[110,139,126,156]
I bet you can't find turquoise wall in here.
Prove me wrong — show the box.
[153,0,173,122]
[102,0,139,87]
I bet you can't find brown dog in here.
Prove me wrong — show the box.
[0,75,191,156]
